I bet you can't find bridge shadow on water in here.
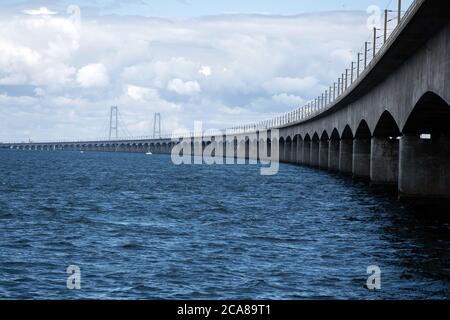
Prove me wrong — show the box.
[283,161,450,222]
[279,161,450,287]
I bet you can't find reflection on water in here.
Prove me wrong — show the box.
[0,150,448,299]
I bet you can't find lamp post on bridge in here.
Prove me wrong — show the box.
[333,82,336,100]
[357,52,361,77]
[384,9,388,43]
[365,42,369,68]
[345,69,348,90]
[373,27,377,59]
[351,62,354,84]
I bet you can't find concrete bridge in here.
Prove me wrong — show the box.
[0,138,175,154]
[1,0,449,200]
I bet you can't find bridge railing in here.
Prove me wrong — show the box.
[223,0,421,135]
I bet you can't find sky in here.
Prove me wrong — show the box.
[0,0,413,141]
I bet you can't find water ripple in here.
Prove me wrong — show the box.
[0,150,449,300]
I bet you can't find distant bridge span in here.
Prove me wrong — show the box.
[1,0,449,200]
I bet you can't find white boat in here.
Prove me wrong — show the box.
[145,152,153,155]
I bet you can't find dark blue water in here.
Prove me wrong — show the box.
[0,150,449,299]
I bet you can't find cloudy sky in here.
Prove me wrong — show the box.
[0,0,412,141]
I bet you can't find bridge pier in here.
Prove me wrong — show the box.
[352,138,371,179]
[292,137,298,164]
[328,139,340,171]
[399,134,450,199]
[370,137,399,186]
[285,138,292,163]
[296,139,303,165]
[319,140,329,169]
[339,139,353,175]
[303,139,311,165]
[279,139,285,163]
[225,138,234,161]
[310,137,319,167]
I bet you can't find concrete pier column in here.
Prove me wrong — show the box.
[284,139,292,163]
[319,140,329,169]
[250,139,258,163]
[339,139,353,174]
[303,140,311,165]
[296,139,303,164]
[279,139,285,162]
[399,134,450,199]
[328,139,340,171]
[245,139,250,161]
[292,138,298,164]
[257,139,265,162]
[370,137,399,186]
[310,139,320,167]
[237,140,246,162]
[353,138,371,179]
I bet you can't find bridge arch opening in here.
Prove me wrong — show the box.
[279,137,285,163]
[319,131,330,169]
[341,125,353,140]
[374,111,401,138]
[285,136,292,163]
[267,137,273,159]
[355,120,371,139]
[353,120,372,179]
[399,92,450,199]
[371,111,401,186]
[244,137,250,162]
[339,125,353,175]
[303,134,311,165]
[310,133,320,167]
[328,129,340,171]
[292,134,301,164]
[403,92,450,137]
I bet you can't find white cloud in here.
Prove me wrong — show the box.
[199,66,212,77]
[263,76,319,95]
[330,49,353,64]
[0,10,369,141]
[76,64,110,88]
[34,88,46,97]
[23,7,57,16]
[167,78,201,96]
[127,85,157,101]
[272,93,304,106]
